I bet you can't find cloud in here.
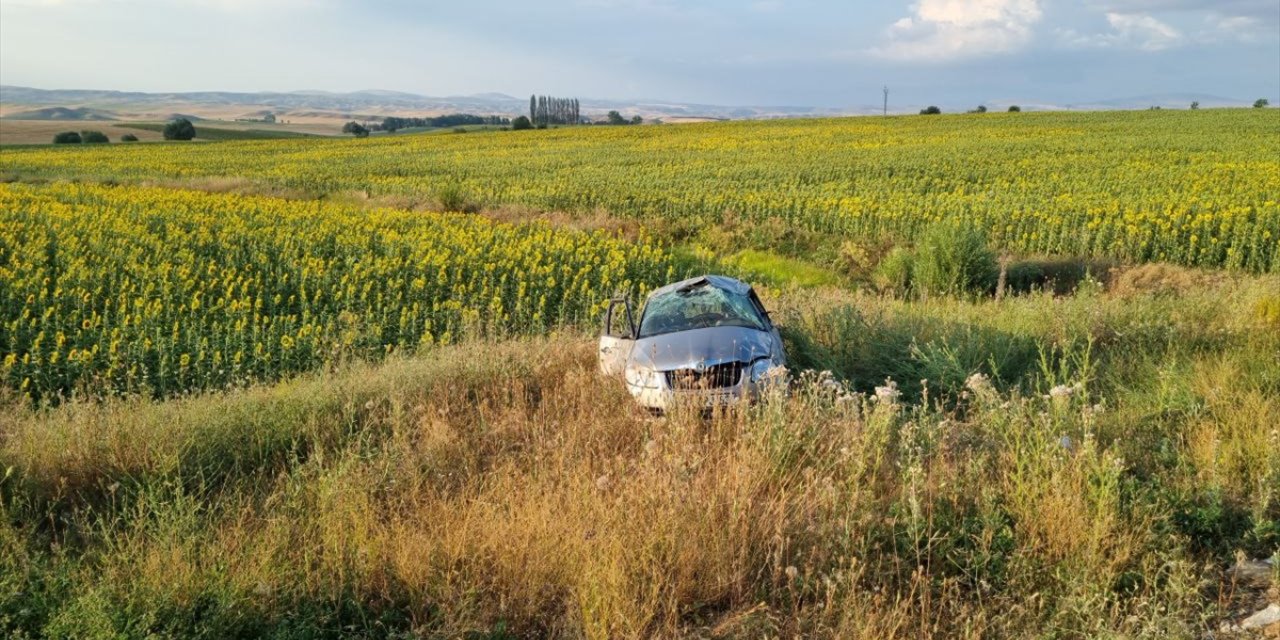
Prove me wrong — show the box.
[1102,12,1182,50]
[871,0,1044,62]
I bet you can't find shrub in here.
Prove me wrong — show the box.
[120,134,139,142]
[920,106,942,115]
[341,122,369,138]
[1008,105,1021,113]
[511,116,533,130]
[162,118,196,141]
[1254,98,1270,109]
[436,182,477,213]
[52,131,82,144]
[913,222,997,296]
[873,246,915,295]
[81,131,110,144]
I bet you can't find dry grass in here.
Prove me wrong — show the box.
[4,278,1279,638]
[0,120,166,145]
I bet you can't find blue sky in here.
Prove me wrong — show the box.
[1,0,1276,107]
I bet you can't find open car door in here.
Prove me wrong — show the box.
[598,297,636,376]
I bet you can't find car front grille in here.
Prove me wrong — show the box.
[664,362,745,390]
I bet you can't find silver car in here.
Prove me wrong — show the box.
[599,275,787,412]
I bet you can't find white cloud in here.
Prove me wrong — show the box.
[1058,11,1184,51]
[872,0,1044,62]
[1105,12,1183,50]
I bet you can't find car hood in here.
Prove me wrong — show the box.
[630,326,775,371]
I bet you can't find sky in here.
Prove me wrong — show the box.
[1,0,1277,108]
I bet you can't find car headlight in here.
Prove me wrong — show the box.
[750,358,774,383]
[625,365,661,389]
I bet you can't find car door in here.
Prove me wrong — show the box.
[599,298,636,376]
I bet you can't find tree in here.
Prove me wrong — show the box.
[52,131,82,144]
[163,118,196,141]
[630,115,643,125]
[1008,105,1021,112]
[606,110,627,125]
[1255,98,1271,109]
[342,121,370,138]
[511,115,533,130]
[1190,101,1200,110]
[81,130,110,144]
[263,113,276,123]
[121,134,139,142]
[971,105,987,113]
[920,106,942,115]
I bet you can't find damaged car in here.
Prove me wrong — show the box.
[599,275,788,412]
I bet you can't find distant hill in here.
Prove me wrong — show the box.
[1,106,118,121]
[0,86,1260,122]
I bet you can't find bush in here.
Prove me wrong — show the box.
[1255,98,1270,109]
[436,183,477,213]
[120,134,139,142]
[920,106,942,115]
[913,222,997,296]
[1008,105,1021,113]
[511,116,533,130]
[81,131,109,144]
[341,122,370,138]
[163,118,196,141]
[52,131,82,144]
[873,246,915,295]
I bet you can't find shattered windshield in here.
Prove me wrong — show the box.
[637,283,766,338]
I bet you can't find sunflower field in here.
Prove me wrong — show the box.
[0,182,676,401]
[2,109,1277,271]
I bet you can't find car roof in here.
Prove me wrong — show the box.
[645,274,752,300]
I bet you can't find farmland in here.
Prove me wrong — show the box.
[2,109,1278,271]
[1,110,1279,639]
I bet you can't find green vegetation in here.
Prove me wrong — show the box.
[341,121,370,138]
[1,111,1277,638]
[80,130,109,144]
[162,118,196,141]
[51,131,81,144]
[2,272,1277,638]
[121,122,317,141]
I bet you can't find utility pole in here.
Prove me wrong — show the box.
[883,86,889,116]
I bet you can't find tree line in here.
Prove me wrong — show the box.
[530,95,581,126]
[378,114,509,132]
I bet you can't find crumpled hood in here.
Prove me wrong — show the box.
[630,326,776,371]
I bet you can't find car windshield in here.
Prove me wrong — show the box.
[637,283,766,338]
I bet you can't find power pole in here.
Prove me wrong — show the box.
[883,86,889,116]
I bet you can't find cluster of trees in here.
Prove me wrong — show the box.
[52,130,148,144]
[920,105,1021,115]
[603,110,643,125]
[52,131,109,144]
[530,95,581,126]
[342,122,370,138]
[378,114,508,132]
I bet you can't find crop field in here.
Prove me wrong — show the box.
[3,109,1278,271]
[0,182,674,401]
[1,111,1279,639]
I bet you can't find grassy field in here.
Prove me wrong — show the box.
[1,111,1278,638]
